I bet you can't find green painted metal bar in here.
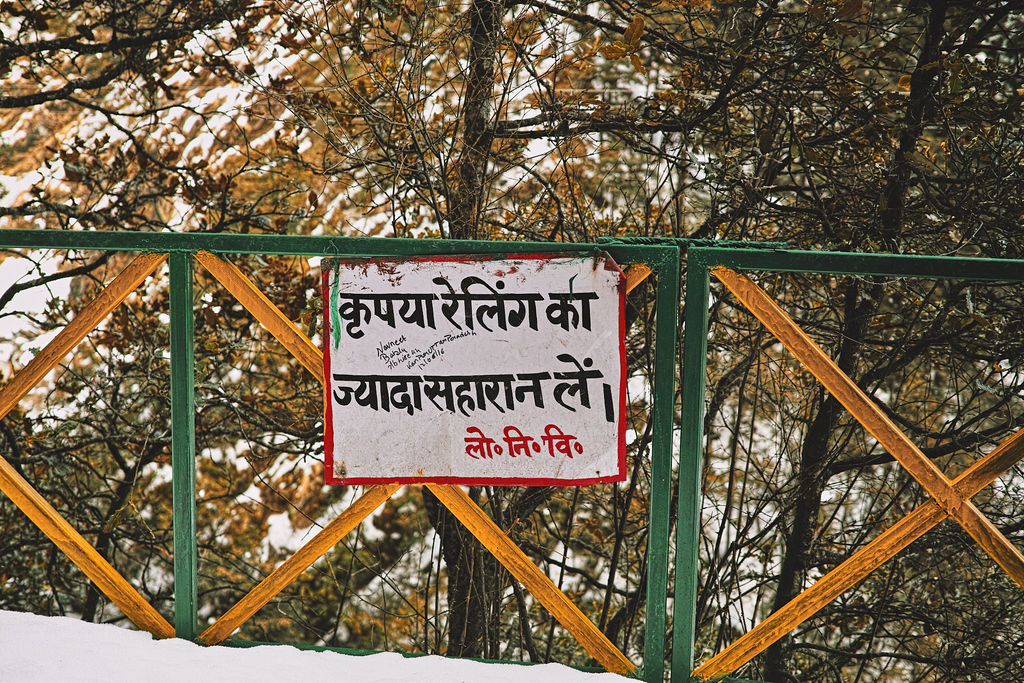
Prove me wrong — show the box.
[598,237,788,251]
[691,246,1024,282]
[169,252,198,639]
[9,229,1023,280]
[642,245,682,683]
[0,229,654,263]
[6,230,1023,279]
[672,248,712,682]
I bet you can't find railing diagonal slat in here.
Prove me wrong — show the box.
[196,251,637,672]
[690,267,1024,679]
[0,252,172,637]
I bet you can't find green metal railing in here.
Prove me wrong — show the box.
[7,229,1020,682]
[0,229,679,682]
[677,246,1024,682]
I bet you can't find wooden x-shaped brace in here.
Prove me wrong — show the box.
[0,251,648,674]
[0,253,175,638]
[692,267,1024,679]
[193,253,639,674]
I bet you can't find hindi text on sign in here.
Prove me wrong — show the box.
[323,254,626,485]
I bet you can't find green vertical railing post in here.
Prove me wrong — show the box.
[169,251,198,639]
[672,247,711,681]
[643,246,682,683]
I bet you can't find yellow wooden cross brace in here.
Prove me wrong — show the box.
[0,252,174,638]
[691,267,1024,679]
[200,483,400,644]
[197,252,636,675]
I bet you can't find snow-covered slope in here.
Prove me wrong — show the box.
[0,609,633,683]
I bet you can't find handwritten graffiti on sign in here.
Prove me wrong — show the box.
[323,254,626,485]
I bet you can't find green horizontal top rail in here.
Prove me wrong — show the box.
[598,237,788,251]
[689,246,1024,282]
[0,228,670,263]
[0,229,680,683]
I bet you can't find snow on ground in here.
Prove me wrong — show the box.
[0,610,633,683]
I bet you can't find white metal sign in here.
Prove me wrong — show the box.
[322,253,626,485]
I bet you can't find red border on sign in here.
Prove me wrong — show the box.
[322,253,628,487]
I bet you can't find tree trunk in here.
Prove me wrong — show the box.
[426,0,511,659]
[761,281,880,681]
[447,0,503,239]
[423,486,506,657]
